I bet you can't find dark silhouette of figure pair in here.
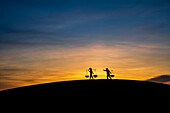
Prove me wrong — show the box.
[88,67,112,80]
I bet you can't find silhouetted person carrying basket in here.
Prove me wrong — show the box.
[88,67,94,80]
[103,68,112,79]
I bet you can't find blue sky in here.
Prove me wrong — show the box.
[0,0,170,90]
[0,0,170,46]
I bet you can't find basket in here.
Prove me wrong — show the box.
[94,75,97,78]
[111,75,115,77]
[85,75,89,78]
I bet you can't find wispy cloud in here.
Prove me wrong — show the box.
[147,75,170,85]
[0,26,81,48]
[0,0,170,91]
[0,42,170,90]
[0,68,31,72]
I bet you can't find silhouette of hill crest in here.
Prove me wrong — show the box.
[0,79,169,96]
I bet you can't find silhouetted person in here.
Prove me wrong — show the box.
[103,68,112,79]
[88,67,94,80]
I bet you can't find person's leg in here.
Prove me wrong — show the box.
[90,73,92,80]
[110,75,112,79]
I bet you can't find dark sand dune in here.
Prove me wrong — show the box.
[1,79,170,108]
[1,79,169,97]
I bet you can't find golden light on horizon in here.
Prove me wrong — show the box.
[1,0,170,91]
[0,43,170,91]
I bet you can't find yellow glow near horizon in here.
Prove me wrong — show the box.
[0,43,170,91]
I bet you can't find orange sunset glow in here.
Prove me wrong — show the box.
[1,43,170,90]
[0,0,170,91]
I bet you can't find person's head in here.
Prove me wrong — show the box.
[106,68,108,70]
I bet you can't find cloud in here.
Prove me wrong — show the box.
[1,28,57,35]
[0,75,34,82]
[0,26,76,37]
[0,67,45,90]
[147,75,170,84]
[0,68,31,72]
[0,42,170,90]
[0,82,19,91]
[0,68,32,80]
[0,39,74,47]
[139,22,170,35]
[0,27,82,48]
[0,0,170,90]
[0,75,37,91]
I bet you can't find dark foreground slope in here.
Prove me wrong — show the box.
[1,79,170,109]
[1,79,169,97]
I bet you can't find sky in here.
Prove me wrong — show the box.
[0,0,170,90]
